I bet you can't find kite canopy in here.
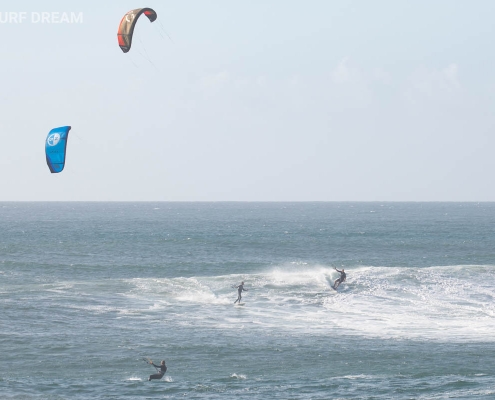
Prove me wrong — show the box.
[45,126,71,173]
[117,8,158,53]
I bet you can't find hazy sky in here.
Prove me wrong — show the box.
[1,0,495,201]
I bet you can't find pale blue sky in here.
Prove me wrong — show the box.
[1,0,495,200]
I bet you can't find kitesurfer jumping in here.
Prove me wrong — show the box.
[148,360,167,381]
[234,281,248,304]
[332,268,346,290]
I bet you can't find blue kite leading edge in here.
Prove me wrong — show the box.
[45,126,71,173]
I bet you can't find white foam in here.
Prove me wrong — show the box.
[118,265,495,342]
[230,373,246,379]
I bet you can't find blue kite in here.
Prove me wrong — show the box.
[45,126,71,173]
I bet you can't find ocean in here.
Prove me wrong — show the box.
[1,202,494,399]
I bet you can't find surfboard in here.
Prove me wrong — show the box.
[235,303,245,306]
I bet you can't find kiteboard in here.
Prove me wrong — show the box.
[235,303,245,306]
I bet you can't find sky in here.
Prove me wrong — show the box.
[1,0,495,201]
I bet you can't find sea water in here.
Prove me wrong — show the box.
[1,202,494,399]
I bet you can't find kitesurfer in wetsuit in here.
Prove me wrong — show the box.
[234,281,248,304]
[332,268,346,289]
[148,360,167,381]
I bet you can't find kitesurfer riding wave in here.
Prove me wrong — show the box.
[332,268,346,290]
[234,281,248,304]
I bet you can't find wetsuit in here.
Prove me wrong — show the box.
[333,269,346,289]
[234,284,247,304]
[149,363,167,381]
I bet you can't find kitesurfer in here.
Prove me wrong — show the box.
[234,281,248,304]
[148,360,167,381]
[332,268,346,289]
